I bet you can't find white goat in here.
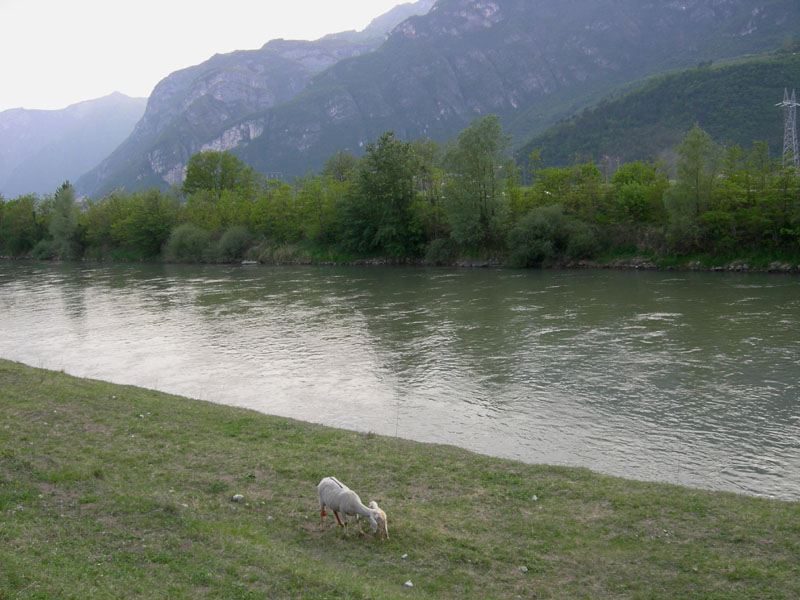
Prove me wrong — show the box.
[317,476,389,540]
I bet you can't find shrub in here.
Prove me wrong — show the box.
[216,226,251,263]
[507,204,598,267]
[31,239,57,260]
[424,237,460,265]
[566,225,600,259]
[164,224,212,262]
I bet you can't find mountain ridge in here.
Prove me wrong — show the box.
[77,0,436,196]
[0,92,146,198]
[78,0,800,197]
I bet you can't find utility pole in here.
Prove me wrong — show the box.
[777,88,799,169]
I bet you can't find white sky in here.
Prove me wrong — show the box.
[0,0,405,112]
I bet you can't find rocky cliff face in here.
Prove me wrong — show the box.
[0,93,146,197]
[78,0,799,197]
[78,0,435,196]
[231,0,799,176]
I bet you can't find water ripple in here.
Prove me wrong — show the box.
[1,262,799,500]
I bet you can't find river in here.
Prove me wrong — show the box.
[1,261,798,500]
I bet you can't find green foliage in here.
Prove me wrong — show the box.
[183,189,252,232]
[507,204,598,267]
[339,131,422,257]
[410,138,447,242]
[215,225,251,263]
[164,223,213,262]
[608,161,669,224]
[293,175,343,244]
[527,162,607,222]
[6,119,799,267]
[0,194,43,256]
[250,182,305,243]
[182,151,257,199]
[115,190,180,258]
[49,181,80,259]
[519,53,800,169]
[31,239,57,260]
[424,237,460,265]
[322,151,357,183]
[443,116,512,250]
[81,191,133,253]
[665,126,721,250]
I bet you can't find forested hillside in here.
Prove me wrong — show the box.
[518,50,800,170]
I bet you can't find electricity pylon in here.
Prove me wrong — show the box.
[777,88,799,169]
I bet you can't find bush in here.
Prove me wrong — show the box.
[31,239,57,260]
[507,204,598,267]
[424,237,460,265]
[566,226,600,259]
[216,226,251,263]
[164,224,212,262]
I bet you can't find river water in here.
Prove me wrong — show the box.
[1,261,798,500]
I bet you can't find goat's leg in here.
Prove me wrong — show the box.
[333,510,345,527]
[320,506,326,528]
[355,515,366,535]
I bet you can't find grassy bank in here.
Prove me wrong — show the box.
[1,360,798,599]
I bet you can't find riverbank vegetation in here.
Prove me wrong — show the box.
[1,117,799,270]
[2,359,799,599]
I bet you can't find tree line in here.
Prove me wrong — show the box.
[1,116,799,266]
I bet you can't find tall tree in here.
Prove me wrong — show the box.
[322,151,357,183]
[339,131,421,257]
[443,115,512,250]
[409,138,446,241]
[49,181,80,259]
[664,126,719,250]
[676,125,719,218]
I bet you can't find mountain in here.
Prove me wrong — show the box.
[77,0,436,197]
[517,50,800,170]
[79,0,800,197]
[0,93,146,198]
[326,0,437,42]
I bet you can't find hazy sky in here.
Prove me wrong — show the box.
[0,0,405,112]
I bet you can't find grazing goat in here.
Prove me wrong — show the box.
[317,476,389,540]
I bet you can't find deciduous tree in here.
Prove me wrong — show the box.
[49,181,80,259]
[182,151,257,199]
[340,131,422,257]
[443,115,512,250]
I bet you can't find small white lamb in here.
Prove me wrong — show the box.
[317,476,389,540]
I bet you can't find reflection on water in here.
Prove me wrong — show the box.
[1,261,799,500]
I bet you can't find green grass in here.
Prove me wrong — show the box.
[1,359,798,599]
